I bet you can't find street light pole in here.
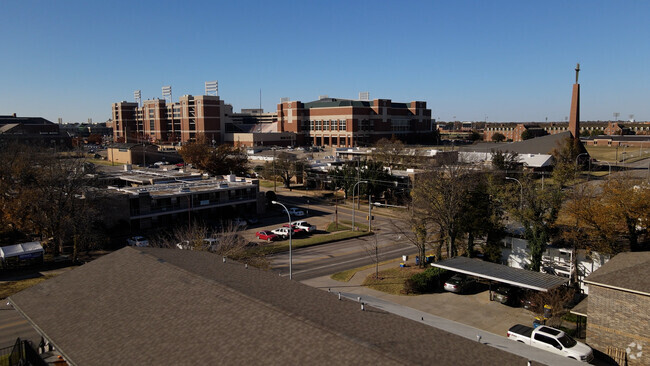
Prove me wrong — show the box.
[603,161,611,176]
[272,148,277,192]
[505,177,523,210]
[351,180,368,231]
[272,200,292,280]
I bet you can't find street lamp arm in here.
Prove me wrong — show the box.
[505,177,523,210]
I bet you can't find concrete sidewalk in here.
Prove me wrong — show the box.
[301,262,583,366]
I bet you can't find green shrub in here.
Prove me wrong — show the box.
[403,267,447,294]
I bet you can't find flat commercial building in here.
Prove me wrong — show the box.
[106,173,263,231]
[277,97,433,147]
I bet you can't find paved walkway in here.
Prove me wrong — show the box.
[302,262,583,366]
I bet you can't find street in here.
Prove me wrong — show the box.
[255,190,420,280]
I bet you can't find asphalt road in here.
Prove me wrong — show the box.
[265,192,421,280]
[0,302,41,349]
[268,234,420,280]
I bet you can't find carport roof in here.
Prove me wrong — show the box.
[431,257,568,292]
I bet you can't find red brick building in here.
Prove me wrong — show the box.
[112,95,227,144]
[277,97,432,147]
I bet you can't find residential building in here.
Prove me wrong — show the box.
[277,97,433,147]
[584,252,650,366]
[8,246,539,365]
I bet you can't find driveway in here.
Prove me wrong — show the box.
[302,261,541,337]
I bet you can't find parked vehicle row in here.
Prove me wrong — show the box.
[269,221,316,240]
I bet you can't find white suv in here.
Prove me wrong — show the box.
[292,221,316,232]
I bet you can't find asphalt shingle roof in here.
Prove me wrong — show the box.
[9,247,537,365]
[584,251,650,295]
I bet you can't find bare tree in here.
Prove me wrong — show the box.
[372,137,408,169]
[263,152,304,189]
[411,164,475,258]
[390,214,439,267]
[0,143,98,256]
[151,223,269,268]
[360,233,381,279]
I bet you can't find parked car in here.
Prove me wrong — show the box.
[127,236,149,247]
[519,289,540,310]
[292,221,316,232]
[271,227,293,239]
[282,224,306,236]
[255,231,278,242]
[491,285,519,306]
[507,324,593,362]
[203,238,220,251]
[288,208,305,217]
[443,274,475,293]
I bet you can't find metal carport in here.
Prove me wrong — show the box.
[431,256,568,292]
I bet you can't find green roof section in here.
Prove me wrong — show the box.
[302,98,412,110]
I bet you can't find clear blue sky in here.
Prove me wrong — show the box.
[1,0,649,123]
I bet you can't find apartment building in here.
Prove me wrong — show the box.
[277,97,432,147]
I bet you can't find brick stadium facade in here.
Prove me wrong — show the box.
[112,95,228,144]
[277,98,432,147]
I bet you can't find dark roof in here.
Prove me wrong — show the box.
[9,247,534,366]
[584,252,650,295]
[303,98,411,110]
[432,256,568,291]
[460,132,581,156]
[0,115,54,126]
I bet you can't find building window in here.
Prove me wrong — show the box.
[324,120,330,131]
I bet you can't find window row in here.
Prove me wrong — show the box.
[305,119,347,131]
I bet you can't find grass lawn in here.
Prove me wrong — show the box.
[327,220,369,232]
[330,258,402,282]
[0,274,58,299]
[585,145,650,163]
[258,180,277,188]
[362,266,423,295]
[254,228,372,256]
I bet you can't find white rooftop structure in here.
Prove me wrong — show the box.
[0,242,44,260]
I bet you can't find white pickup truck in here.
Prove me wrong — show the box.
[507,324,593,362]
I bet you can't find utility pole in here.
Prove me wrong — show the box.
[368,195,372,232]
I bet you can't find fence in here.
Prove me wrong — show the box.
[0,338,47,366]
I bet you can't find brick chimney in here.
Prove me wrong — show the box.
[568,63,580,139]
